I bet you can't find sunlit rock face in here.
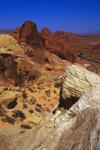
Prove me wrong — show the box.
[61,64,100,99]
[0,20,100,150]
[0,34,23,52]
[0,65,100,150]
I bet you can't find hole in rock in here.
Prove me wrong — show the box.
[58,96,79,110]
[7,98,17,109]
[58,84,79,110]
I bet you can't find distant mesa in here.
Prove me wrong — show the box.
[11,21,76,63]
[10,20,100,70]
[41,27,76,62]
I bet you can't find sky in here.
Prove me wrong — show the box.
[0,0,100,33]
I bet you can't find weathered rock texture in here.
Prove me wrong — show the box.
[0,21,99,149]
[0,64,100,150]
[0,34,23,52]
[0,33,67,129]
[0,85,100,150]
[61,64,100,100]
[41,28,75,62]
[11,20,100,72]
[11,23,76,63]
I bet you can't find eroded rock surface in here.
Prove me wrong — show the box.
[61,64,100,100]
[0,33,65,129]
[0,22,100,150]
[0,85,99,150]
[41,28,75,62]
[0,61,100,149]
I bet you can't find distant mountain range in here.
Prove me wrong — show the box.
[0,29,100,35]
[81,31,100,35]
[0,29,12,34]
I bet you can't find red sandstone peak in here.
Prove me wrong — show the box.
[11,21,42,48]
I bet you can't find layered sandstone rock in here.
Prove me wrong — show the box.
[0,22,99,150]
[61,64,100,100]
[0,62,99,150]
[0,85,99,150]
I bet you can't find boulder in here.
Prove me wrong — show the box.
[54,86,100,150]
[61,64,100,100]
[55,107,100,150]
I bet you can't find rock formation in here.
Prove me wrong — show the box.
[55,31,80,42]
[0,77,99,150]
[0,21,100,150]
[11,21,42,48]
[0,34,23,52]
[61,65,100,100]
[11,21,100,70]
[11,22,76,63]
[0,33,69,130]
[41,28,76,62]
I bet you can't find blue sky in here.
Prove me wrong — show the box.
[0,0,100,33]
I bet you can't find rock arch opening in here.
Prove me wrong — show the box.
[58,84,79,110]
